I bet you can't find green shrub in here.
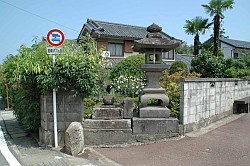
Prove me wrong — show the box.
[160,69,200,118]
[11,87,40,131]
[191,51,226,78]
[83,98,103,118]
[110,54,146,98]
[243,53,250,69]
[224,58,249,78]
[112,75,146,98]
[109,54,145,80]
[169,61,188,74]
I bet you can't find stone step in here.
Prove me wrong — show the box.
[84,119,131,129]
[92,106,123,119]
[132,117,179,134]
[83,129,134,145]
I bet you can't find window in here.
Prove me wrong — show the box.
[233,52,239,59]
[162,51,174,60]
[108,43,123,57]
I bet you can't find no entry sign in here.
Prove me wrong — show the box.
[46,29,65,47]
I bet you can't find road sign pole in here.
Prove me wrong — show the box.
[52,54,58,148]
[46,29,64,148]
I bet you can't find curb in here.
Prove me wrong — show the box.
[185,113,246,137]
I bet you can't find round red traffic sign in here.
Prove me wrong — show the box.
[46,29,65,47]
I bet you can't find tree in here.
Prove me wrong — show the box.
[176,42,193,55]
[0,35,104,131]
[184,16,212,55]
[202,0,234,56]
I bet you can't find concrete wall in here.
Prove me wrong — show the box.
[39,92,84,147]
[179,78,250,133]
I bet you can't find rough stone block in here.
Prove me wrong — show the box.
[123,97,134,119]
[103,95,114,105]
[132,118,179,134]
[84,129,134,145]
[92,106,122,119]
[139,107,170,118]
[84,119,131,129]
[65,122,84,156]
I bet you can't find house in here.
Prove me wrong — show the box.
[78,19,181,65]
[207,37,250,59]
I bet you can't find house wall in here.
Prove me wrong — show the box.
[232,48,250,59]
[97,41,108,50]
[220,42,250,59]
[97,40,136,57]
[124,40,134,53]
[96,40,176,59]
[220,42,233,58]
[179,78,250,134]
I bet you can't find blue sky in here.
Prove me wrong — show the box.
[0,0,249,63]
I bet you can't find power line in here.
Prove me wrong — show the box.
[0,0,78,32]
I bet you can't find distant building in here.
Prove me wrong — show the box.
[78,19,182,66]
[207,37,250,59]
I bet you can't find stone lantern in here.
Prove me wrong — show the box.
[133,23,180,118]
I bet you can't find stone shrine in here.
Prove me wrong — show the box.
[132,23,180,136]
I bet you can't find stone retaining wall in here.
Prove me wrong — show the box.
[39,92,84,146]
[179,78,250,134]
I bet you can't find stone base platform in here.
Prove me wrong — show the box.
[83,117,179,146]
[139,106,170,118]
[84,119,131,129]
[84,129,135,145]
[83,119,134,145]
[132,118,179,134]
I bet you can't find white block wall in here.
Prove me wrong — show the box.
[180,78,250,126]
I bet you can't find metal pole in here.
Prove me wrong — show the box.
[52,54,58,148]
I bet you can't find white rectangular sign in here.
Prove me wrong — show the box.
[47,47,62,54]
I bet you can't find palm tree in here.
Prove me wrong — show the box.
[184,16,212,55]
[202,0,234,56]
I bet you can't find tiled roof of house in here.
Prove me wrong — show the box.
[79,19,180,41]
[220,38,250,49]
[164,54,194,69]
[176,54,194,69]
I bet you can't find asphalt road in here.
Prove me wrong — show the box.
[97,114,250,166]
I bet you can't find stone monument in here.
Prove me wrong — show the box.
[83,95,134,145]
[132,23,181,137]
[65,122,84,156]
